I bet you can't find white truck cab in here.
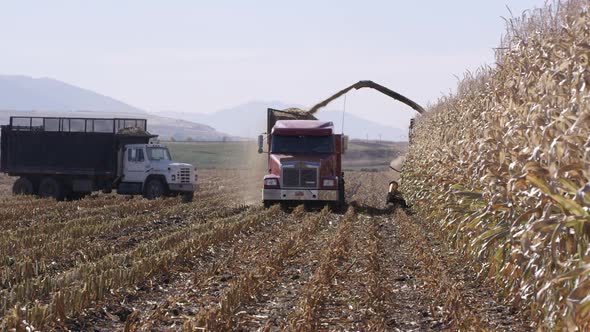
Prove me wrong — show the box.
[120,143,197,201]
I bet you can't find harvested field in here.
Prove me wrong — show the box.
[0,170,532,331]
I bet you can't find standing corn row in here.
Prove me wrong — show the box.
[402,0,590,329]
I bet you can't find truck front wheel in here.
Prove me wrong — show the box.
[12,177,34,195]
[39,177,64,200]
[143,179,166,200]
[181,192,194,203]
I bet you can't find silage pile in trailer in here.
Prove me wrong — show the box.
[402,0,590,328]
[117,127,152,136]
[271,108,318,121]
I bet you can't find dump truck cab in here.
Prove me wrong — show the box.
[259,109,347,208]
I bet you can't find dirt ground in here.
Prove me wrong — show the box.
[0,170,532,331]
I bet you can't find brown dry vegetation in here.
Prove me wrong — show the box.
[403,0,590,329]
[0,170,531,331]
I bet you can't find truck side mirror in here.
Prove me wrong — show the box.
[257,135,264,154]
[342,135,349,154]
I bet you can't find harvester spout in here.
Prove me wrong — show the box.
[308,80,425,114]
[390,165,402,173]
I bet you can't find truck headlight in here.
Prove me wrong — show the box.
[171,174,176,181]
[264,178,279,187]
[322,179,335,187]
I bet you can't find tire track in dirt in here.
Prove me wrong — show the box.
[283,208,356,331]
[0,201,248,296]
[74,205,287,330]
[387,208,532,331]
[232,209,346,331]
[188,207,336,331]
[368,211,437,331]
[0,195,174,233]
[306,210,394,331]
[0,170,238,233]
[3,205,267,329]
[135,208,301,331]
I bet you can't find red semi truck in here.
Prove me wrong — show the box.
[258,108,347,209]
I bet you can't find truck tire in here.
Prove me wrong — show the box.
[338,179,346,206]
[12,177,34,195]
[39,177,64,200]
[143,178,166,200]
[67,192,90,201]
[181,192,194,203]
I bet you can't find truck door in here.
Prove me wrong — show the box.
[123,147,147,183]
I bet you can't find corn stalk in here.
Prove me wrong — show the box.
[402,0,590,328]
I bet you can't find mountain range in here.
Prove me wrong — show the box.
[159,101,409,141]
[0,75,408,141]
[0,75,144,113]
[0,75,229,141]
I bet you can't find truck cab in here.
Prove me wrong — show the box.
[120,143,197,200]
[259,109,347,208]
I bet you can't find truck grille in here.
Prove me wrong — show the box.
[179,168,191,183]
[282,167,317,188]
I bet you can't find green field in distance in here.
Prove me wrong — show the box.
[165,140,407,171]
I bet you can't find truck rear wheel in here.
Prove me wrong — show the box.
[39,177,64,200]
[12,177,34,195]
[181,192,194,203]
[67,192,90,201]
[143,179,166,200]
[338,179,346,206]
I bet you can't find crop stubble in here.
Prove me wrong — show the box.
[1,169,530,331]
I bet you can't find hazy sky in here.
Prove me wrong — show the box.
[1,0,545,128]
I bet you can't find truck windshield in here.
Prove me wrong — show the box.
[147,147,172,161]
[271,135,334,154]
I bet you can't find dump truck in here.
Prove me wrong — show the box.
[0,116,197,201]
[258,108,347,209]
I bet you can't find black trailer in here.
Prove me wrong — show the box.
[0,116,154,199]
